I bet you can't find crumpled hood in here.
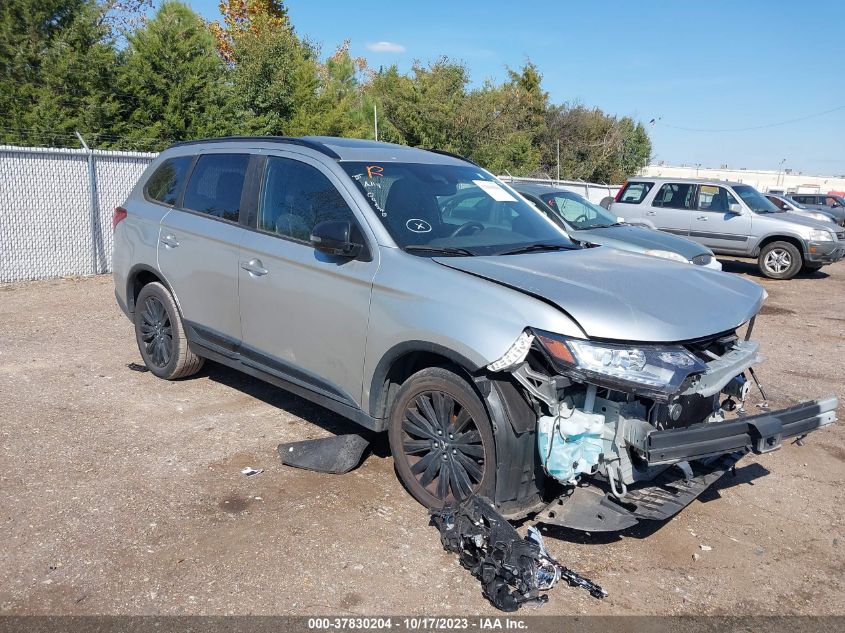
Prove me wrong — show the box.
[434,248,765,343]
[572,224,710,259]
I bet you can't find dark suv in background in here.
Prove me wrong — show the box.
[788,193,845,225]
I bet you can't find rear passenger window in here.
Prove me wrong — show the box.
[182,154,249,222]
[653,183,695,210]
[617,182,653,204]
[259,157,357,242]
[145,156,192,206]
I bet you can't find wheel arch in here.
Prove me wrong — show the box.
[753,234,806,258]
[368,341,482,420]
[126,264,173,314]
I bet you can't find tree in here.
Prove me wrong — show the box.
[541,104,651,183]
[211,0,290,62]
[116,1,227,150]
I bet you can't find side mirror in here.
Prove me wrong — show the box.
[728,203,742,214]
[310,220,363,258]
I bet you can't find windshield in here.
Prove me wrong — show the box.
[340,162,575,256]
[734,185,780,214]
[539,191,618,229]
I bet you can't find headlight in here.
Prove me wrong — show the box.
[533,330,708,399]
[643,249,690,264]
[810,229,835,242]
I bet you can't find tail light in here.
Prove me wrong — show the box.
[113,206,128,230]
[614,182,627,202]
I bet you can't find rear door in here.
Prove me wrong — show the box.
[237,153,378,409]
[158,152,251,350]
[691,184,751,253]
[647,182,696,236]
[611,181,653,224]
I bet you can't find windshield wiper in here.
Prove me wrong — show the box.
[403,245,476,257]
[497,243,576,256]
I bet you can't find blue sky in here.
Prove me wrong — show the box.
[189,0,844,175]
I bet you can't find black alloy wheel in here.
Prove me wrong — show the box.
[388,367,495,509]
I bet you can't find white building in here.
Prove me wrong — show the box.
[639,163,845,195]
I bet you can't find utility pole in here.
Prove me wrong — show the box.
[556,139,560,182]
[777,158,786,186]
[374,104,379,141]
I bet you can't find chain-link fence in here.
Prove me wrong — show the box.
[0,145,156,283]
[0,144,624,284]
[497,176,621,204]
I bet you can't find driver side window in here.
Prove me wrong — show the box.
[697,185,738,212]
[259,157,357,242]
[546,195,596,223]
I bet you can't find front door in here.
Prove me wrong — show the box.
[237,154,378,409]
[691,184,751,253]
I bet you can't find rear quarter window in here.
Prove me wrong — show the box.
[616,181,653,204]
[145,156,193,206]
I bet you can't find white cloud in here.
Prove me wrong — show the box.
[366,41,406,53]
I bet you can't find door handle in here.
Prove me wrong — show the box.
[240,258,268,277]
[696,216,708,221]
[160,234,180,248]
[646,211,657,216]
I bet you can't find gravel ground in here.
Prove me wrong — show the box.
[1,258,843,616]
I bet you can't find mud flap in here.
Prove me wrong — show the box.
[537,451,746,532]
[277,434,370,474]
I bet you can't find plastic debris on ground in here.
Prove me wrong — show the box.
[240,467,263,477]
[430,495,607,612]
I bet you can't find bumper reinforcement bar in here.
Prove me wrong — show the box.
[641,396,837,466]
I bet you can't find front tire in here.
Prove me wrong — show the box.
[134,282,204,380]
[758,241,802,279]
[388,367,496,510]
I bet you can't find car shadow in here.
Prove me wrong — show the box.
[197,360,392,459]
[718,258,830,280]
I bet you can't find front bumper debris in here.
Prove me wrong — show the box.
[431,496,606,611]
[537,451,744,532]
[536,396,837,532]
[633,396,837,465]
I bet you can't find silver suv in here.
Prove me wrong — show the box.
[612,178,845,279]
[113,137,837,530]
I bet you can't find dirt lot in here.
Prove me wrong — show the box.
[1,258,843,616]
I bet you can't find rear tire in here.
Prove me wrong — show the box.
[134,282,204,380]
[388,367,496,510]
[758,241,802,279]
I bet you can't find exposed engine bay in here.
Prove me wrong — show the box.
[487,320,838,531]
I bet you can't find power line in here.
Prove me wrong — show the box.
[650,104,845,133]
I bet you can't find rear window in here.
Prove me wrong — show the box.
[182,153,250,222]
[616,181,653,204]
[653,183,695,210]
[145,156,193,206]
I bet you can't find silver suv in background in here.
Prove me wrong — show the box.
[612,178,845,279]
[112,137,836,531]
[513,182,721,269]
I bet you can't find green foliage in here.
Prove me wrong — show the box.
[115,1,226,150]
[0,0,651,180]
[0,0,118,146]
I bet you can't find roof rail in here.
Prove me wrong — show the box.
[424,148,479,167]
[169,136,341,159]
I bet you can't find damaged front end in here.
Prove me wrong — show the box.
[486,323,838,532]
